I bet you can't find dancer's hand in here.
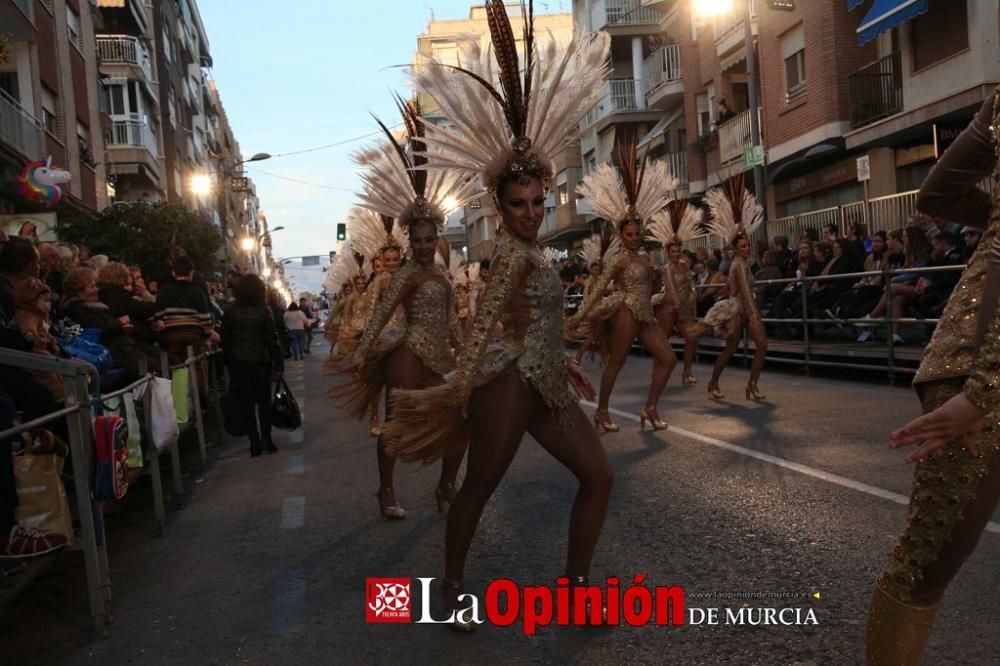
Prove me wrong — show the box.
[567,361,596,401]
[889,392,984,463]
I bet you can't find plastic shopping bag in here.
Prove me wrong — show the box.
[150,377,179,452]
[171,367,191,424]
[14,454,73,541]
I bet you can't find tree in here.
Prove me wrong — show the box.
[57,202,223,278]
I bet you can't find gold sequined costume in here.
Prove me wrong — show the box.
[866,90,1000,665]
[698,257,758,339]
[334,287,370,356]
[654,260,696,326]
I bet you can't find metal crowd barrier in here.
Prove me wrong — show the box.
[0,345,225,636]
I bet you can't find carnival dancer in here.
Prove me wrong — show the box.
[383,1,613,630]
[866,90,1000,666]
[571,224,618,364]
[333,252,370,358]
[690,177,768,401]
[453,261,478,344]
[330,99,478,519]
[647,200,705,385]
[564,140,678,432]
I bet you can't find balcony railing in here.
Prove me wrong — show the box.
[661,151,688,184]
[642,44,682,96]
[0,88,44,159]
[719,108,756,164]
[713,0,757,37]
[609,78,639,111]
[606,0,660,25]
[107,120,157,156]
[96,35,155,83]
[849,52,903,129]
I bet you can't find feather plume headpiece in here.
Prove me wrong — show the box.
[324,250,357,295]
[413,0,610,191]
[703,174,764,244]
[345,206,407,261]
[647,198,705,246]
[543,246,561,265]
[358,96,479,229]
[577,139,679,229]
[577,220,618,266]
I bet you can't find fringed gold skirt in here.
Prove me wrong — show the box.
[326,327,406,420]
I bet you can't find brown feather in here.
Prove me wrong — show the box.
[485,0,525,136]
[664,199,689,234]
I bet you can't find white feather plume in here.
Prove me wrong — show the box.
[345,207,408,261]
[543,246,561,265]
[646,204,705,246]
[413,30,610,188]
[576,158,679,226]
[465,261,479,286]
[704,186,763,242]
[577,235,601,266]
[324,249,356,295]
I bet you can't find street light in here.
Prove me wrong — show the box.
[694,0,768,240]
[273,278,283,290]
[240,237,256,252]
[190,173,213,196]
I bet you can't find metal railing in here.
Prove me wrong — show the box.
[719,107,754,164]
[849,52,903,129]
[96,35,155,83]
[107,120,158,155]
[610,78,640,111]
[662,151,688,184]
[606,0,659,25]
[643,44,682,96]
[0,88,44,159]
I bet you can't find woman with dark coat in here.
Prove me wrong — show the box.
[97,262,159,344]
[222,274,284,457]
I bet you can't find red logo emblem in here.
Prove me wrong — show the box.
[366,578,412,623]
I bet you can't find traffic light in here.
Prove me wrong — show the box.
[336,222,346,241]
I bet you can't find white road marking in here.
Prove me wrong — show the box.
[285,455,305,475]
[583,402,1000,535]
[280,496,305,530]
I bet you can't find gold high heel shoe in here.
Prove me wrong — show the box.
[593,409,620,433]
[639,406,668,431]
[745,381,766,401]
[376,490,406,520]
[707,381,724,399]
[442,579,476,632]
[681,370,698,385]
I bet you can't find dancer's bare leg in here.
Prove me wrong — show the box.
[597,310,639,412]
[527,402,613,577]
[747,318,768,384]
[710,331,741,386]
[445,370,534,583]
[379,349,426,508]
[636,324,676,409]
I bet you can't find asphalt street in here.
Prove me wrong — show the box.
[2,341,999,665]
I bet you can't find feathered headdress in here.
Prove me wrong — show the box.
[647,198,705,246]
[413,0,610,191]
[577,220,619,266]
[345,206,407,261]
[324,250,357,295]
[577,139,679,230]
[358,96,479,228]
[543,246,561,265]
[703,174,764,244]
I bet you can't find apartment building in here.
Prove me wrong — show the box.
[0,0,107,233]
[414,3,579,261]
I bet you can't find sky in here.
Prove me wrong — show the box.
[197,0,569,294]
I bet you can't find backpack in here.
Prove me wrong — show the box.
[94,415,129,500]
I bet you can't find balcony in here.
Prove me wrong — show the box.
[0,88,44,160]
[661,151,688,185]
[718,108,759,165]
[581,78,663,133]
[97,36,155,82]
[107,120,158,156]
[592,0,660,32]
[643,44,683,109]
[713,0,758,59]
[849,53,903,129]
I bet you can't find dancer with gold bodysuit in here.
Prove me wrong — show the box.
[865,89,1000,666]
[571,223,617,365]
[330,99,478,519]
[692,178,768,401]
[383,2,613,630]
[647,200,706,385]
[565,141,678,432]
[333,253,370,357]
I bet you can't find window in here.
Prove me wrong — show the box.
[432,42,459,67]
[696,93,710,135]
[41,87,57,133]
[163,27,173,63]
[106,80,144,120]
[0,72,18,103]
[911,0,968,71]
[557,182,569,206]
[66,7,81,50]
[781,24,806,102]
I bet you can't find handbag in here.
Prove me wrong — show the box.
[14,453,73,541]
[58,327,112,373]
[221,389,248,437]
[271,376,302,431]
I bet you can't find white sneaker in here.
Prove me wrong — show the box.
[857,329,873,343]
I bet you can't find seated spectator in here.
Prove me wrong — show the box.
[857,225,932,344]
[89,254,109,273]
[11,277,63,398]
[696,258,727,318]
[845,221,868,263]
[719,247,735,276]
[38,243,64,302]
[754,251,784,307]
[770,240,825,337]
[769,235,796,278]
[914,231,965,318]
[799,228,820,243]
[129,265,156,303]
[961,226,981,262]
[824,224,839,243]
[808,239,864,317]
[155,256,214,364]
[98,262,160,345]
[831,231,892,321]
[0,237,41,320]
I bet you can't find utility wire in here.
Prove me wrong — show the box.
[247,168,357,192]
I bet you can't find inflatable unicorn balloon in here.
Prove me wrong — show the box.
[16,156,71,208]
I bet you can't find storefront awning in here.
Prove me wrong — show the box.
[856,0,928,46]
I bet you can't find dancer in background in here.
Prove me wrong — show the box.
[565,140,678,432]
[384,3,612,630]
[692,177,768,401]
[571,223,617,363]
[866,89,1000,666]
[648,199,705,385]
[333,252,370,358]
[330,98,478,519]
